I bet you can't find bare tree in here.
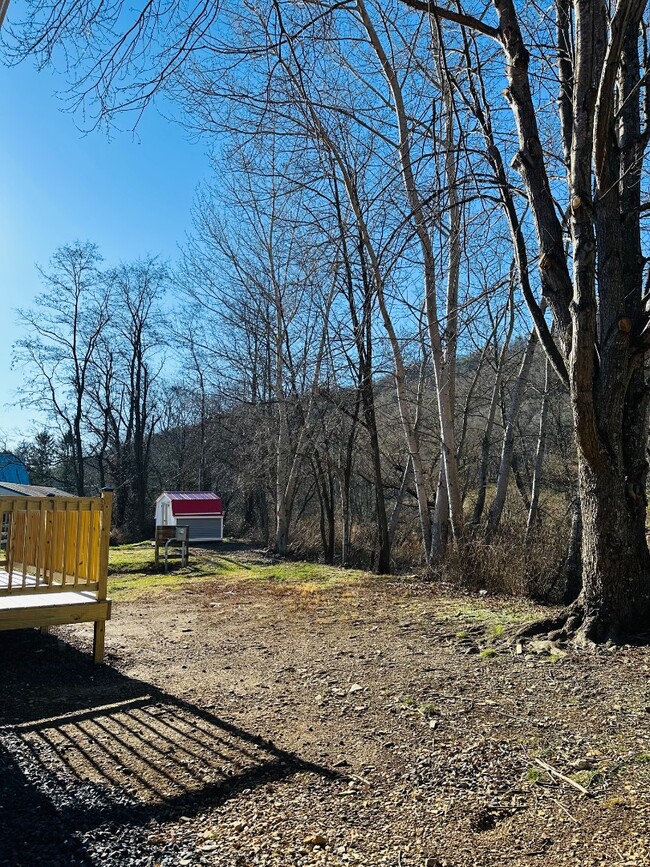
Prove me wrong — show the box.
[181,145,336,555]
[14,241,108,495]
[88,258,166,538]
[10,0,650,639]
[406,0,650,641]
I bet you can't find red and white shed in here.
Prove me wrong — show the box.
[155,491,224,542]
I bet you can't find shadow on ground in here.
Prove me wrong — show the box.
[0,630,339,866]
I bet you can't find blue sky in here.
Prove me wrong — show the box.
[0,58,211,447]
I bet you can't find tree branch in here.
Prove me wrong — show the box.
[0,0,10,30]
[594,0,648,186]
[398,0,500,40]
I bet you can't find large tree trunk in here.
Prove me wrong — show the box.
[455,0,650,641]
[399,0,650,640]
[569,1,650,639]
[577,454,650,639]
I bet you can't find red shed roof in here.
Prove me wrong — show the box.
[163,491,223,516]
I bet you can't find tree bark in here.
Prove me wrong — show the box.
[577,457,650,639]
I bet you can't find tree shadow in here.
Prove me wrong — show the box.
[0,630,341,866]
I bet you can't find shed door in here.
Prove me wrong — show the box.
[182,516,223,541]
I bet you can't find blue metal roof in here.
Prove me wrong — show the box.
[0,453,30,485]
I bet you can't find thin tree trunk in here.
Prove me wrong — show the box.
[485,326,538,541]
[388,455,412,546]
[471,286,516,531]
[312,451,336,564]
[430,461,450,563]
[511,449,532,514]
[563,493,582,604]
[357,0,460,552]
[329,170,391,573]
[341,172,432,562]
[526,357,551,536]
[338,397,360,567]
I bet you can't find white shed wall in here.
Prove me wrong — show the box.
[155,496,176,528]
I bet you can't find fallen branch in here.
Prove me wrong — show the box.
[538,789,579,824]
[534,758,592,796]
[346,772,372,787]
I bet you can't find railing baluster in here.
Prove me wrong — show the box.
[7,509,15,589]
[0,494,111,664]
[61,501,69,587]
[85,504,95,586]
[0,496,106,596]
[20,505,28,589]
[34,500,43,588]
[74,503,82,588]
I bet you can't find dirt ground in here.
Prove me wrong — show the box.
[1,552,650,866]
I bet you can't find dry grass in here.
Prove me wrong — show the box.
[108,542,375,602]
[285,487,573,604]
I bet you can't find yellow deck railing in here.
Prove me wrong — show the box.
[0,491,112,600]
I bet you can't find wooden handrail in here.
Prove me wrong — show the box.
[0,489,113,663]
[0,493,111,595]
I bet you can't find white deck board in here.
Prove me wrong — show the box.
[0,570,96,608]
[0,570,37,590]
[0,591,97,609]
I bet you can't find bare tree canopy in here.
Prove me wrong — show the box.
[8,0,650,642]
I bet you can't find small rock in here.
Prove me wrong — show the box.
[529,640,554,655]
[303,833,328,848]
[200,841,218,852]
[569,758,596,771]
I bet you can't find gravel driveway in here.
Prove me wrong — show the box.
[1,573,649,866]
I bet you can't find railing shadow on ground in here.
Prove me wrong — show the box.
[0,630,341,866]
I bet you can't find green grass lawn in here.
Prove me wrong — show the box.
[107,542,372,601]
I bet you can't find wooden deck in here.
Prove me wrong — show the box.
[0,491,112,662]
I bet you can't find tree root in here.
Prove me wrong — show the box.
[515,601,622,647]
